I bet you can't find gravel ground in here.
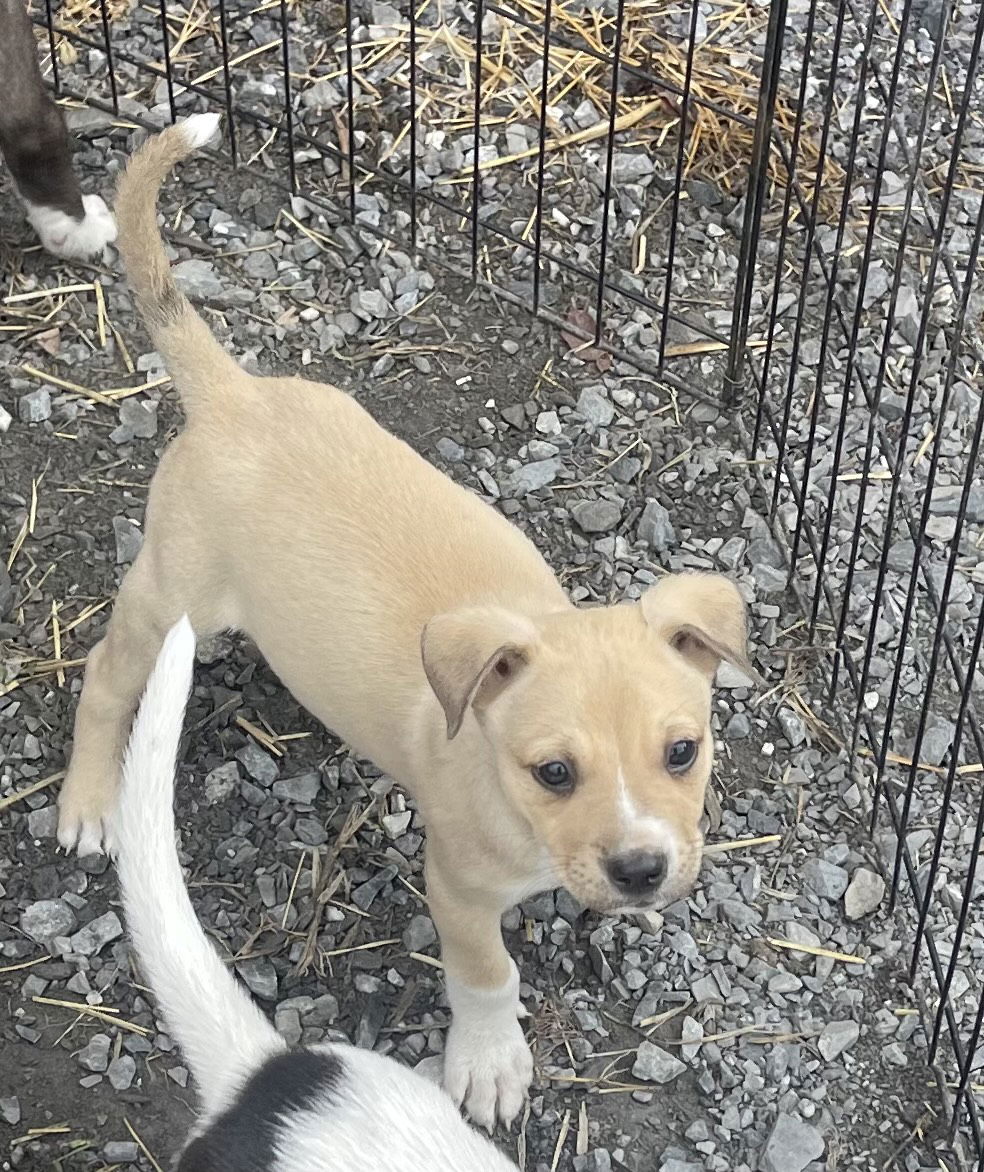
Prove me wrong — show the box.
[3,0,984,1168]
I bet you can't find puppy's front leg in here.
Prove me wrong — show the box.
[426,856,533,1132]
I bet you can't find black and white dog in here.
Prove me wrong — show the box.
[115,616,517,1171]
[0,0,115,259]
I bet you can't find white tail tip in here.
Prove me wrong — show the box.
[179,113,222,151]
[163,614,196,659]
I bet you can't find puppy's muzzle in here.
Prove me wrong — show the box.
[604,849,667,901]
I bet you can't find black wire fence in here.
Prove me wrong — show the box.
[34,0,984,1160]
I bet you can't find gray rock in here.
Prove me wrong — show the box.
[0,562,13,618]
[0,402,11,433]
[351,289,391,319]
[403,914,437,952]
[352,864,399,911]
[237,743,279,786]
[716,536,747,570]
[236,957,278,1001]
[118,397,158,439]
[113,516,144,565]
[844,867,886,919]
[777,708,807,747]
[818,1019,860,1061]
[631,1041,686,1083]
[26,806,59,838]
[173,259,226,300]
[103,1141,141,1163]
[572,498,623,534]
[0,1097,20,1125]
[716,662,757,689]
[930,484,984,524]
[613,152,654,183]
[726,712,752,739]
[78,1033,112,1072]
[803,859,850,901]
[205,761,241,804]
[18,387,52,423]
[637,500,676,551]
[751,563,787,594]
[20,899,77,944]
[69,911,123,957]
[108,1055,137,1090]
[436,437,466,463]
[680,1015,703,1061]
[506,458,561,495]
[272,771,321,803]
[576,386,615,427]
[761,1113,825,1172]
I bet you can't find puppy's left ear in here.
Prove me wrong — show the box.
[641,572,760,684]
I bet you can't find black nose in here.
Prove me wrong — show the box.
[605,850,667,897]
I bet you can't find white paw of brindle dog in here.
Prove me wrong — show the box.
[0,0,116,260]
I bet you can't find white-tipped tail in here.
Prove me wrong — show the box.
[180,112,222,151]
[115,616,285,1117]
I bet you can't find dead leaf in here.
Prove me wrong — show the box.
[35,328,61,357]
[560,307,612,372]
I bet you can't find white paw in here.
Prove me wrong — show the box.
[27,194,118,261]
[443,1013,533,1131]
[442,962,533,1130]
[57,803,117,857]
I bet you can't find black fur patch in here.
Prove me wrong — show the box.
[0,0,85,217]
[177,1050,344,1172]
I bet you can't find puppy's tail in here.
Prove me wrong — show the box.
[115,616,286,1117]
[115,115,243,419]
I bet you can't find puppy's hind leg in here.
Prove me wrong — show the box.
[58,539,225,857]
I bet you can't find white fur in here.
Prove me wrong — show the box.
[180,112,221,150]
[24,193,117,260]
[615,766,678,865]
[115,617,516,1168]
[443,961,533,1132]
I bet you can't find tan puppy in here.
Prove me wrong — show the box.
[58,115,755,1131]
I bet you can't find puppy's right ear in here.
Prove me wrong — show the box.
[421,607,537,739]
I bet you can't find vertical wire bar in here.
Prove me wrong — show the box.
[593,0,626,345]
[865,2,984,833]
[919,603,984,1045]
[656,0,701,369]
[723,0,787,404]
[749,3,820,458]
[531,0,553,313]
[158,0,177,123]
[345,0,357,219]
[98,0,119,113]
[786,0,877,589]
[217,0,238,166]
[768,0,846,518]
[469,0,486,281]
[43,0,60,94]
[828,0,948,702]
[408,0,418,250]
[802,0,891,634]
[278,0,297,193]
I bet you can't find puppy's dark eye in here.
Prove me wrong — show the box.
[533,760,575,792]
[666,739,698,773]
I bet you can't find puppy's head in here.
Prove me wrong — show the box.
[421,573,754,914]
